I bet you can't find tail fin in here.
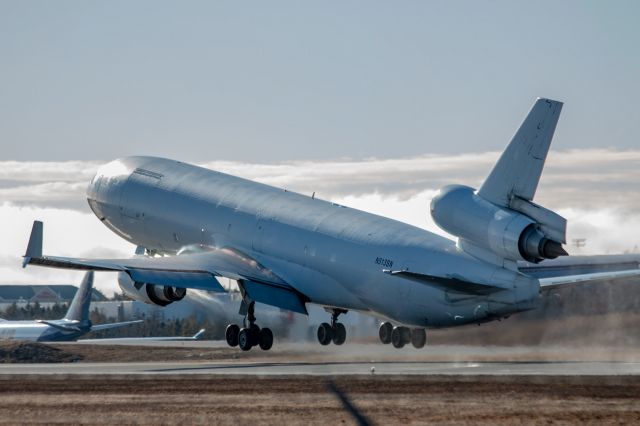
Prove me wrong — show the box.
[64,271,94,323]
[479,98,563,207]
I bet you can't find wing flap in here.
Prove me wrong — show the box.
[242,279,308,315]
[127,269,225,292]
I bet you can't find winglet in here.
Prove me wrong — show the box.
[193,329,206,340]
[23,220,43,268]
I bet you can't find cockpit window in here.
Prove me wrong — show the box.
[133,168,163,180]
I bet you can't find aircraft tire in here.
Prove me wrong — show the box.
[238,328,253,351]
[391,326,405,349]
[249,323,261,346]
[258,327,274,351]
[411,328,427,349]
[225,324,240,347]
[378,322,393,344]
[317,322,333,345]
[332,323,346,345]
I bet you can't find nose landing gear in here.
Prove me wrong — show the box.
[225,300,273,351]
[317,309,347,346]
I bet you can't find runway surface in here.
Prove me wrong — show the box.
[3,342,639,376]
[2,360,640,375]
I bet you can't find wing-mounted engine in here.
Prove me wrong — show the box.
[431,185,567,264]
[117,271,187,306]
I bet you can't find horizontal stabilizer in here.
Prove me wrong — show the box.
[519,254,640,279]
[383,269,505,295]
[479,98,563,207]
[539,269,640,291]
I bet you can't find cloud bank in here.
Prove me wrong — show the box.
[2,149,639,294]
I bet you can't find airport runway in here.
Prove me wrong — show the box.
[2,342,638,424]
[2,360,640,375]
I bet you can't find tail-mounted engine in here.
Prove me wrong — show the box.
[430,185,567,263]
[117,272,187,306]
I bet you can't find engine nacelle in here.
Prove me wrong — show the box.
[430,185,567,263]
[117,272,187,306]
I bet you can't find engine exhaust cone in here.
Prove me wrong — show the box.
[542,240,568,259]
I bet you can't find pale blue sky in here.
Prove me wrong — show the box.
[1,1,638,162]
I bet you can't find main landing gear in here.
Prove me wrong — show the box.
[225,301,273,351]
[378,321,426,349]
[317,309,347,346]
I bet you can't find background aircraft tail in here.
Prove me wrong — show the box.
[64,271,94,324]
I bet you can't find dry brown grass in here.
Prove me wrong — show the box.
[0,375,637,425]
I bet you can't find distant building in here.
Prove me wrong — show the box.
[0,285,107,304]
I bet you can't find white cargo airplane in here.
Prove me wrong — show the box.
[22,98,640,350]
[0,272,141,341]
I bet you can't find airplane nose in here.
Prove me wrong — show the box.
[86,159,131,218]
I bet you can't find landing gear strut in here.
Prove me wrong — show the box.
[317,309,347,346]
[225,300,273,351]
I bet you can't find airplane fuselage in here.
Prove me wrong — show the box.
[87,156,540,328]
[0,320,86,342]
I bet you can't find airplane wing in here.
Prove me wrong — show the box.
[23,221,286,290]
[90,319,143,332]
[22,221,308,313]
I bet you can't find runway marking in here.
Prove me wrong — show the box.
[1,361,640,376]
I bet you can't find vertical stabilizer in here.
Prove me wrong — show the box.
[478,98,563,207]
[64,271,94,323]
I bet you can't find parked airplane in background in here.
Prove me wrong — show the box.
[22,98,640,351]
[0,272,141,342]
